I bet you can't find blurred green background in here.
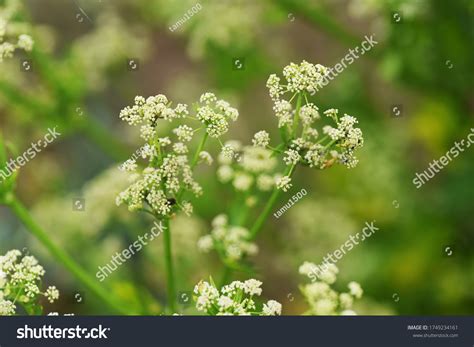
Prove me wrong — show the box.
[0,0,473,315]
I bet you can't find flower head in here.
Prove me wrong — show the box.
[299,262,363,315]
[0,250,59,315]
[252,131,270,148]
[0,3,34,63]
[198,214,258,262]
[117,93,234,218]
[266,61,364,170]
[276,175,292,192]
[197,93,238,138]
[193,278,281,316]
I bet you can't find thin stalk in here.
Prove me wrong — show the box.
[6,195,129,314]
[248,164,296,240]
[161,217,176,313]
[248,90,304,239]
[248,187,281,240]
[191,132,209,169]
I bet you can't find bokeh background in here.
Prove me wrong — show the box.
[0,0,473,315]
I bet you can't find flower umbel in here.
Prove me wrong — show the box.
[0,250,59,315]
[117,93,237,218]
[299,262,363,315]
[197,214,258,263]
[193,278,281,316]
[261,60,364,179]
[0,1,34,63]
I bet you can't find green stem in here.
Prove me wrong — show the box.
[191,132,209,169]
[248,165,296,240]
[161,217,176,313]
[248,90,303,238]
[6,194,128,314]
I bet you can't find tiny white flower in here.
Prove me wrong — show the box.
[221,144,235,159]
[252,130,270,148]
[233,172,253,191]
[218,296,233,310]
[173,125,194,142]
[17,34,34,51]
[197,235,213,253]
[275,175,292,192]
[198,151,213,165]
[243,279,262,296]
[217,165,234,183]
[262,300,282,316]
[212,214,228,228]
[45,286,60,303]
[348,282,363,299]
[283,149,301,166]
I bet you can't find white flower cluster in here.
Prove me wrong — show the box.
[299,262,363,315]
[0,1,34,62]
[0,250,59,315]
[119,95,188,140]
[197,214,258,262]
[267,61,328,101]
[193,278,282,316]
[117,92,236,218]
[275,175,292,192]
[263,61,364,176]
[197,92,238,138]
[116,157,199,217]
[252,130,270,148]
[217,142,278,194]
